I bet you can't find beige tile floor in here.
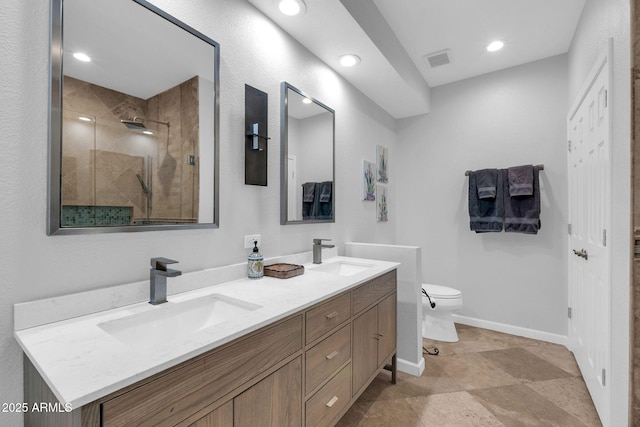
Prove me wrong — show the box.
[336,324,602,427]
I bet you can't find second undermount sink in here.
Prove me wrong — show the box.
[98,294,261,349]
[310,260,374,277]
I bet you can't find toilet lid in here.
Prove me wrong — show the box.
[422,284,461,299]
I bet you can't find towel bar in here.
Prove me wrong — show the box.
[464,164,544,176]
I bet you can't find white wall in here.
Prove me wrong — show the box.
[0,0,397,424]
[396,55,569,340]
[567,0,631,424]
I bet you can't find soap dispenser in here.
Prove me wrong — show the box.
[247,241,264,279]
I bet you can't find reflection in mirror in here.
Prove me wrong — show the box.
[280,83,335,224]
[48,0,219,234]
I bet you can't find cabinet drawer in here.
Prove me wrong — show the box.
[102,316,302,427]
[305,363,351,427]
[352,270,396,314]
[305,293,351,344]
[305,324,351,395]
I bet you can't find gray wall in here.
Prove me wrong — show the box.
[567,0,631,424]
[395,54,569,338]
[0,0,397,424]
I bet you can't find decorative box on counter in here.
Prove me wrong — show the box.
[264,263,304,279]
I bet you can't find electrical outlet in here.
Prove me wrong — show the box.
[244,234,261,249]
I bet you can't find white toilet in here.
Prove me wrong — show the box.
[421,284,463,342]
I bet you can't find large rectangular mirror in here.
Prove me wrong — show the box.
[280,82,335,224]
[48,0,219,234]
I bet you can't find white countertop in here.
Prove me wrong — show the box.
[14,256,399,409]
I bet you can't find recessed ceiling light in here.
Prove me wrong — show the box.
[143,130,154,135]
[78,116,92,122]
[302,98,312,104]
[278,0,306,16]
[73,52,91,62]
[338,54,361,67]
[486,41,504,52]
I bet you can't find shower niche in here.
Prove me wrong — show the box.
[48,0,220,234]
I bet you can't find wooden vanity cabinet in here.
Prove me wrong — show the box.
[100,316,302,427]
[233,357,302,427]
[188,357,302,427]
[376,293,397,367]
[24,269,397,427]
[352,270,398,396]
[188,401,233,427]
[352,292,397,395]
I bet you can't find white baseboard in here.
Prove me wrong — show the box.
[452,314,568,347]
[397,356,425,377]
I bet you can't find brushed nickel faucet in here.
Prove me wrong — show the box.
[313,239,335,264]
[149,257,182,305]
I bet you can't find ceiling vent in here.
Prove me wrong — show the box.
[423,49,452,68]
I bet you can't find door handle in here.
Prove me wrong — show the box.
[572,249,589,260]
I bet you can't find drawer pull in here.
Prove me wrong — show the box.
[326,396,339,408]
[376,333,384,337]
[326,311,338,319]
[326,350,339,360]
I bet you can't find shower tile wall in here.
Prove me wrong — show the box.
[62,76,148,221]
[147,77,200,222]
[62,75,200,225]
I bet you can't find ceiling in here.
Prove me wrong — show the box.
[64,0,215,100]
[247,0,585,119]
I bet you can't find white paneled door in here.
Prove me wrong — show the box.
[567,42,611,426]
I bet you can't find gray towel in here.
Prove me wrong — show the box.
[302,182,315,203]
[508,165,534,196]
[504,168,541,234]
[475,169,498,199]
[302,182,316,219]
[316,181,333,219]
[468,170,504,232]
[318,181,332,203]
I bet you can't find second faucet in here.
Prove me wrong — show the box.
[313,239,335,264]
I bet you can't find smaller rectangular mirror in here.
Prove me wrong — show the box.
[280,82,335,224]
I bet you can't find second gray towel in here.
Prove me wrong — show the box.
[508,165,534,196]
[504,168,541,234]
[316,181,333,219]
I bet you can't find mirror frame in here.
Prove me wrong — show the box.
[280,82,335,225]
[48,0,220,235]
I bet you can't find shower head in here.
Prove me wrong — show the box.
[121,116,170,132]
[121,119,148,131]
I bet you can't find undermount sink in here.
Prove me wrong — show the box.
[98,294,261,349]
[310,261,374,277]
